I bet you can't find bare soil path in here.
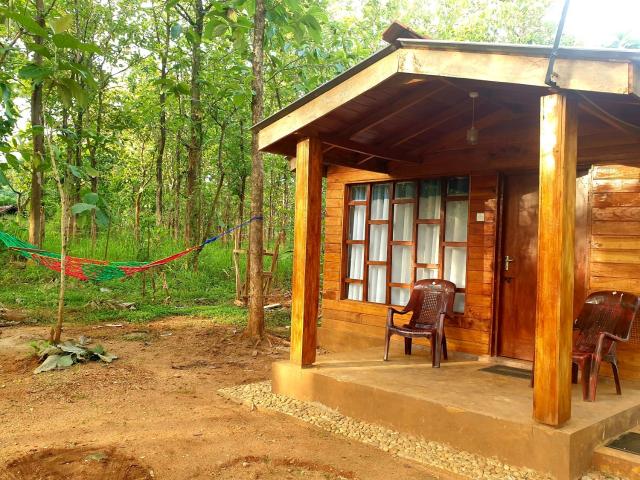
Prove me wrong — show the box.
[0,317,435,480]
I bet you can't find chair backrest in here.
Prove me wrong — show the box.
[574,291,640,354]
[405,279,456,328]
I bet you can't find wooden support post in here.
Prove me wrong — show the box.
[290,137,322,366]
[533,93,578,426]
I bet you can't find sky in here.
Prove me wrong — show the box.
[549,0,640,47]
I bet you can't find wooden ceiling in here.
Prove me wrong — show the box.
[264,73,640,174]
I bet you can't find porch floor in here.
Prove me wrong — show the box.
[272,346,640,479]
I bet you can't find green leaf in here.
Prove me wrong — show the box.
[52,33,100,54]
[59,342,87,355]
[71,202,96,215]
[170,23,182,39]
[83,166,99,178]
[34,355,59,374]
[18,64,53,82]
[25,42,53,58]
[57,82,72,108]
[3,10,48,37]
[51,14,74,34]
[62,78,87,107]
[67,164,85,178]
[0,168,9,187]
[82,192,99,204]
[95,209,110,228]
[56,354,75,368]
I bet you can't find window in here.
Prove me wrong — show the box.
[342,177,469,313]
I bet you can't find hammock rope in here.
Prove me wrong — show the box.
[0,215,262,282]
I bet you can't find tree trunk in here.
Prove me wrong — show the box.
[184,0,204,248]
[89,86,104,254]
[245,0,266,340]
[28,0,45,248]
[45,126,69,344]
[155,12,170,226]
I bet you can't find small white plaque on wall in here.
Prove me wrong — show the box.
[476,212,485,222]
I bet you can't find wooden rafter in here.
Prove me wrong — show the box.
[323,156,389,174]
[320,136,419,164]
[341,83,448,140]
[578,97,640,138]
[411,108,518,156]
[388,101,471,148]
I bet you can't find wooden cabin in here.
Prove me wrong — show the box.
[255,24,640,478]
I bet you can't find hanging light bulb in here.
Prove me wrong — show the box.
[466,91,479,145]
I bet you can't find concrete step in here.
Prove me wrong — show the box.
[592,429,640,479]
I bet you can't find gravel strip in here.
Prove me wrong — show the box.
[218,381,624,480]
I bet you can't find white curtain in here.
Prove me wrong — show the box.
[349,205,366,241]
[391,245,412,284]
[368,265,386,303]
[347,202,365,301]
[419,180,441,219]
[445,200,469,242]
[444,246,466,288]
[417,224,439,264]
[347,283,363,301]
[391,287,410,306]
[393,204,414,241]
[371,184,390,220]
[416,267,438,281]
[369,225,387,261]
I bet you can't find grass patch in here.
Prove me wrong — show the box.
[0,217,292,331]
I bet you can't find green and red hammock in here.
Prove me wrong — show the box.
[0,216,261,282]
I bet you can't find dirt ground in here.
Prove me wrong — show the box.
[0,317,436,480]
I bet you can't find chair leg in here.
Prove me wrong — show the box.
[581,360,591,401]
[610,359,622,395]
[383,329,391,361]
[571,363,578,384]
[588,356,602,402]
[432,334,442,368]
[404,337,412,356]
[442,335,448,361]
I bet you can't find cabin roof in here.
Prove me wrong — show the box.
[255,26,640,169]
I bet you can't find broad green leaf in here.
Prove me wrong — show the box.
[84,166,99,178]
[170,23,182,39]
[82,192,99,204]
[59,342,87,355]
[3,10,48,37]
[56,354,75,368]
[51,14,74,34]
[62,78,87,107]
[52,33,100,54]
[97,352,117,363]
[25,43,53,58]
[56,82,72,108]
[68,164,85,178]
[95,209,110,228]
[0,168,9,187]
[18,64,53,82]
[34,355,59,374]
[71,202,96,215]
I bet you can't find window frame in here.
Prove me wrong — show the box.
[341,177,469,312]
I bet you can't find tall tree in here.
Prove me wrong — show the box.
[28,0,46,247]
[246,0,266,340]
[154,5,171,226]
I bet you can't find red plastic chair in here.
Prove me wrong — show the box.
[572,291,640,401]
[383,279,456,368]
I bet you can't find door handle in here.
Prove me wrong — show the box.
[504,255,514,271]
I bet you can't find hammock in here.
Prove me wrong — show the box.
[0,216,261,282]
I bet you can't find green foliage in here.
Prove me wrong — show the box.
[30,337,117,373]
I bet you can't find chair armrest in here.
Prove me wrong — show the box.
[386,307,406,327]
[603,331,628,343]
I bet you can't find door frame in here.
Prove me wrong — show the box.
[490,168,592,358]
